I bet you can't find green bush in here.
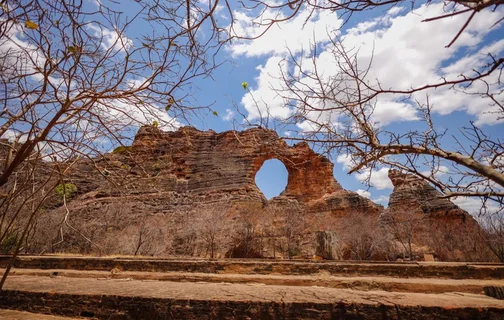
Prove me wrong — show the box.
[112,146,132,154]
[0,233,18,254]
[289,247,301,258]
[55,183,77,199]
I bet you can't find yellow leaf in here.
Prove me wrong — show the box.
[68,46,77,53]
[212,111,218,116]
[168,97,175,104]
[25,20,38,30]
[165,104,171,112]
[241,82,248,90]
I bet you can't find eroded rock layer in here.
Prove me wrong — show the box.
[384,170,483,261]
[5,126,488,261]
[388,169,473,220]
[131,126,342,201]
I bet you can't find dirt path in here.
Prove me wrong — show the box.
[6,268,504,294]
[4,274,504,309]
[0,309,80,320]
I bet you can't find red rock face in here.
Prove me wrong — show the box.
[388,169,472,219]
[385,170,485,261]
[15,126,486,260]
[132,126,342,202]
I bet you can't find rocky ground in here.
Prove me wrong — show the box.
[1,256,504,319]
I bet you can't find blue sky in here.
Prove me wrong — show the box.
[124,0,502,211]
[3,1,502,212]
[174,1,503,211]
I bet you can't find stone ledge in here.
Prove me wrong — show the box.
[2,275,504,320]
[6,268,504,294]
[2,256,504,279]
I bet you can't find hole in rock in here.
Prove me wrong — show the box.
[255,159,288,199]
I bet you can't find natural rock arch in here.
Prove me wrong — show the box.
[133,126,343,202]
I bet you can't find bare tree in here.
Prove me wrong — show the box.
[227,0,502,49]
[380,210,422,260]
[193,205,230,259]
[220,0,504,214]
[0,0,228,290]
[479,212,504,261]
[227,203,265,258]
[264,31,504,215]
[337,211,392,260]
[265,202,306,259]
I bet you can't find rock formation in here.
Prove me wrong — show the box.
[3,126,489,261]
[315,231,342,260]
[131,125,342,202]
[384,170,483,261]
[388,169,472,219]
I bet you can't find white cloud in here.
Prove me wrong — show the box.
[228,4,342,57]
[87,24,133,53]
[336,154,393,189]
[94,99,180,131]
[356,189,371,198]
[387,6,405,16]
[87,0,101,7]
[0,129,28,143]
[126,77,150,90]
[222,108,235,121]
[231,2,504,128]
[371,100,419,126]
[241,56,293,121]
[0,20,63,86]
[420,165,449,178]
[355,167,394,190]
[453,197,501,216]
[372,195,390,205]
[336,154,353,171]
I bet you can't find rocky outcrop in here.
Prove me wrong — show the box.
[315,231,342,260]
[385,170,483,261]
[388,169,472,219]
[131,126,342,202]
[27,126,382,257]
[20,127,486,261]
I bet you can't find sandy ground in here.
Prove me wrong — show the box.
[0,309,80,320]
[3,274,504,309]
[5,267,504,294]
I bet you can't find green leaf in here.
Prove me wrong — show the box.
[165,104,171,112]
[25,20,38,30]
[241,82,248,90]
[212,111,218,116]
[55,183,77,199]
[68,46,77,53]
[152,120,159,127]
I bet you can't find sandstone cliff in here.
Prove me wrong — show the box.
[4,126,488,261]
[384,170,483,261]
[388,169,472,219]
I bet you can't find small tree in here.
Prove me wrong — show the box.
[267,203,306,259]
[479,212,504,262]
[337,211,391,260]
[381,210,422,260]
[195,205,230,259]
